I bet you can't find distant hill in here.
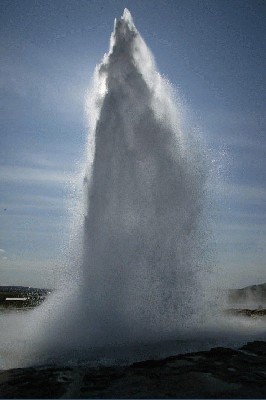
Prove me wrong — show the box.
[228,283,266,307]
[0,286,52,308]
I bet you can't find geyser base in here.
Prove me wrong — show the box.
[1,340,266,399]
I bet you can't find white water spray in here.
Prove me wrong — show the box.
[20,9,208,357]
[1,9,265,370]
[78,8,208,344]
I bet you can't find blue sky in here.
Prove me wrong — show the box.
[0,0,265,288]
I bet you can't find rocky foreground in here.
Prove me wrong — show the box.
[1,341,266,398]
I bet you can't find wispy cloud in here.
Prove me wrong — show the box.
[21,153,67,170]
[0,42,89,118]
[0,165,72,186]
[216,182,266,207]
[0,193,65,215]
[0,249,8,261]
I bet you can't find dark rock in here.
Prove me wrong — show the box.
[1,341,266,398]
[240,341,266,356]
[0,286,52,309]
[225,308,266,318]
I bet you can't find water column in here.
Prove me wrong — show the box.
[82,9,207,344]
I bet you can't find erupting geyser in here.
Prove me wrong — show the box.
[2,10,266,372]
[3,9,211,369]
[79,8,207,345]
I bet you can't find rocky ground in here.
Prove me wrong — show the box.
[225,308,266,318]
[1,341,266,398]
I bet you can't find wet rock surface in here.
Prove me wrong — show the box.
[1,341,266,398]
